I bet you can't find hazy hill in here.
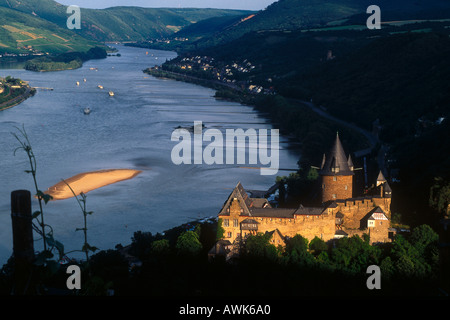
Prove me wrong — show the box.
[0,0,252,42]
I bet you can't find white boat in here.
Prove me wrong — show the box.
[83,107,91,115]
[98,85,103,89]
[109,91,114,96]
[76,81,79,86]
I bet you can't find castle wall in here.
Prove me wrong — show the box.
[219,210,336,244]
[332,197,391,229]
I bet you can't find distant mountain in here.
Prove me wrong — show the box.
[0,0,253,42]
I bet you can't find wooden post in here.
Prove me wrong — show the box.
[11,190,35,294]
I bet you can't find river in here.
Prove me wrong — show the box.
[0,45,301,265]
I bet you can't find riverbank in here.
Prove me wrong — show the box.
[45,169,142,200]
[144,67,371,167]
[0,80,36,112]
[25,47,107,72]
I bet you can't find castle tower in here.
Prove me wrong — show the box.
[319,133,354,203]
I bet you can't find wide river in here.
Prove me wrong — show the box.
[0,45,300,265]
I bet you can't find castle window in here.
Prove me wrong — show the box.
[233,219,238,227]
[332,194,337,199]
[345,185,348,190]
[227,232,232,238]
[333,176,337,181]
[224,219,229,227]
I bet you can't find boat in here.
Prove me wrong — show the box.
[98,85,103,89]
[83,78,87,82]
[83,107,91,115]
[109,91,115,97]
[76,81,79,86]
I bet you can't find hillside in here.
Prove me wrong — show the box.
[162,0,450,51]
[0,0,252,42]
[0,6,101,56]
[156,15,450,227]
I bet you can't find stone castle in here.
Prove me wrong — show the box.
[212,133,394,256]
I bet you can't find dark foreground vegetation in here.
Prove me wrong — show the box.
[0,218,447,298]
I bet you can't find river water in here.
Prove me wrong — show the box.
[0,45,301,265]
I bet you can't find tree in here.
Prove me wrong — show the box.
[285,234,314,265]
[409,224,439,254]
[306,167,319,181]
[330,234,381,273]
[380,256,395,280]
[243,233,280,262]
[309,236,328,256]
[395,255,415,278]
[151,239,170,255]
[216,218,225,240]
[429,177,450,216]
[176,231,203,256]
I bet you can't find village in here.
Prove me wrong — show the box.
[160,54,276,95]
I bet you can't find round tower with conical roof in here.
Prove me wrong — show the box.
[319,133,354,203]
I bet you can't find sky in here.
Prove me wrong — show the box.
[56,0,277,11]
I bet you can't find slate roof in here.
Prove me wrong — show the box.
[319,133,354,176]
[377,170,387,183]
[363,207,389,222]
[250,208,297,218]
[220,183,325,219]
[294,206,324,215]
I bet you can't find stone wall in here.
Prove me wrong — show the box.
[219,209,336,244]
[321,175,353,203]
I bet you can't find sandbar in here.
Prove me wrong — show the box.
[45,169,142,200]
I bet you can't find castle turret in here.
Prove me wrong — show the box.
[376,170,392,198]
[319,133,354,203]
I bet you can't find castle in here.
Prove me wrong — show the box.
[212,133,394,257]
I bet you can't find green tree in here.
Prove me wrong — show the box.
[380,256,395,280]
[176,231,203,256]
[244,233,279,261]
[330,234,380,273]
[395,255,416,278]
[409,224,439,255]
[306,167,319,181]
[151,239,170,255]
[285,234,314,265]
[429,177,450,216]
[216,218,225,240]
[309,236,328,256]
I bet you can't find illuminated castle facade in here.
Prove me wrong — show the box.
[214,133,393,253]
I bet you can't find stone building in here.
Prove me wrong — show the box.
[215,133,394,255]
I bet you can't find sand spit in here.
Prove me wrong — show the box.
[45,169,142,200]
